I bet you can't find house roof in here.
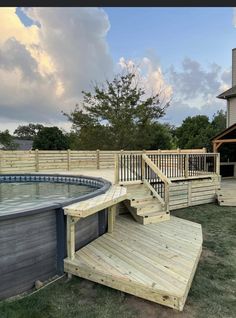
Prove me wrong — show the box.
[217,85,236,100]
[211,123,236,141]
[13,139,33,150]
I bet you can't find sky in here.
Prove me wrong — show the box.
[0,7,236,133]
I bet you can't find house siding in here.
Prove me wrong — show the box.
[227,97,236,127]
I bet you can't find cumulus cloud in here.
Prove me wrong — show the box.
[117,56,230,126]
[164,58,231,125]
[0,7,232,131]
[0,7,113,128]
[118,56,173,107]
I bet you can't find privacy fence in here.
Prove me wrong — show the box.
[0,148,207,173]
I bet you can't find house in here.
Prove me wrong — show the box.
[212,48,236,177]
[13,139,33,151]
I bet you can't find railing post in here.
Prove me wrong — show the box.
[184,154,189,178]
[203,154,207,172]
[35,149,39,172]
[164,182,170,211]
[114,154,119,184]
[67,149,71,171]
[157,149,161,168]
[96,149,100,169]
[216,153,220,175]
[142,150,146,181]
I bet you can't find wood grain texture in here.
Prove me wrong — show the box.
[64,214,202,311]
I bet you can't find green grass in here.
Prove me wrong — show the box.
[0,204,236,318]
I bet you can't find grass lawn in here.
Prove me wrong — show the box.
[0,203,235,318]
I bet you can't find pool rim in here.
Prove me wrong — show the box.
[0,173,111,220]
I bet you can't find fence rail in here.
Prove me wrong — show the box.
[0,148,207,173]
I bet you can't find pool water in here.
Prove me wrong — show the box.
[0,182,95,215]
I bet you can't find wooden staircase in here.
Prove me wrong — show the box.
[124,184,170,224]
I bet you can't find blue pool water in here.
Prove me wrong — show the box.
[0,182,95,215]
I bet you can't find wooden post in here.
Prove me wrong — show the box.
[142,150,146,181]
[164,183,170,211]
[202,147,207,153]
[157,149,161,168]
[67,149,71,171]
[66,215,76,260]
[213,141,217,153]
[184,154,189,178]
[216,153,220,175]
[35,149,39,172]
[203,154,207,172]
[108,205,116,233]
[114,154,119,184]
[96,149,100,169]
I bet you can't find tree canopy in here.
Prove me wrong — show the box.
[14,123,44,139]
[0,130,17,150]
[33,127,69,150]
[175,111,226,150]
[64,70,171,150]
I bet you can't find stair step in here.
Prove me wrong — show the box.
[136,203,164,215]
[131,197,157,207]
[142,211,170,225]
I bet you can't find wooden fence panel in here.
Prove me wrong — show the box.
[0,148,207,173]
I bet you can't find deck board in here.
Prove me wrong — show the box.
[64,185,127,217]
[64,214,202,310]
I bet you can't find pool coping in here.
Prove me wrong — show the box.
[0,173,111,221]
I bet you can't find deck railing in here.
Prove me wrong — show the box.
[116,152,220,209]
[147,153,219,179]
[142,154,171,210]
[117,152,219,182]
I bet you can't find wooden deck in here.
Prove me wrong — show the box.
[217,178,236,206]
[64,185,127,218]
[64,214,202,311]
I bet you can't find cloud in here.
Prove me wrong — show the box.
[25,7,113,98]
[118,56,173,107]
[165,58,230,125]
[117,56,230,126]
[0,7,113,127]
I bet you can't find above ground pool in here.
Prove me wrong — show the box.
[0,173,111,300]
[0,174,111,216]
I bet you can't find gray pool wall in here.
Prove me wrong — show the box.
[0,174,110,300]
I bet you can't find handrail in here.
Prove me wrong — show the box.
[142,154,172,211]
[142,154,172,185]
[116,152,219,184]
[143,179,165,207]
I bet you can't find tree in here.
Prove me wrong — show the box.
[176,115,213,150]
[176,111,227,151]
[135,122,177,150]
[0,130,18,150]
[64,70,169,150]
[14,123,44,139]
[211,110,226,136]
[33,127,69,150]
